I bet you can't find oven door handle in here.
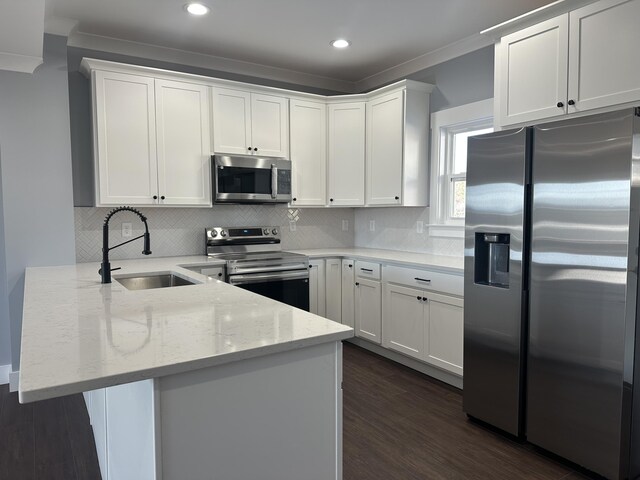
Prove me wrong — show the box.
[229,270,309,285]
[231,263,309,275]
[271,164,278,199]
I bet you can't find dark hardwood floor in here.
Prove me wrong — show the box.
[0,344,604,480]
[342,342,602,480]
[0,384,101,480]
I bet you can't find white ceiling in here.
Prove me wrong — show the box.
[46,0,555,84]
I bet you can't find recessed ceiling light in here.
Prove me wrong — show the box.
[185,3,210,15]
[331,39,351,49]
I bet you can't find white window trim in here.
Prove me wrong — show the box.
[429,99,493,238]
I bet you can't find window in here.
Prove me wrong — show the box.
[430,99,493,235]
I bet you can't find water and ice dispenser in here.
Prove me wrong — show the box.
[474,233,510,288]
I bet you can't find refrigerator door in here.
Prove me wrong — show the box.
[528,110,636,479]
[463,127,529,436]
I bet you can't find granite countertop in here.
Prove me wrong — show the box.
[19,255,353,403]
[288,248,463,273]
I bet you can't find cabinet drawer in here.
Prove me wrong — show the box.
[383,265,463,297]
[355,261,381,280]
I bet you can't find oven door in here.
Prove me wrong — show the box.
[214,155,291,203]
[228,270,309,311]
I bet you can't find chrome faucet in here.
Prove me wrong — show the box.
[100,206,152,284]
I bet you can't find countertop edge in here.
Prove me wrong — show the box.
[19,329,353,403]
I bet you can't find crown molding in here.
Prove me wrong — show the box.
[44,16,78,37]
[68,31,358,93]
[0,52,43,74]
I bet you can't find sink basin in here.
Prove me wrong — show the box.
[115,273,196,291]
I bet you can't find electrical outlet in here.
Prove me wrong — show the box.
[342,220,349,231]
[289,220,297,232]
[369,220,375,232]
[122,222,132,237]
[416,221,424,234]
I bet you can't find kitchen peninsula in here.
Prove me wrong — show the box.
[19,256,352,480]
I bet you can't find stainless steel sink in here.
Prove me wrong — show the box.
[115,273,196,291]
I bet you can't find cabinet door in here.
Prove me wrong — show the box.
[309,260,326,316]
[325,258,342,323]
[93,70,158,206]
[106,380,156,480]
[328,102,365,206]
[498,15,569,126]
[425,294,463,375]
[366,91,404,205]
[155,80,211,206]
[251,93,289,158]
[568,0,640,113]
[382,284,425,360]
[341,260,355,328]
[91,389,108,480]
[211,87,252,155]
[290,99,326,206]
[355,278,382,344]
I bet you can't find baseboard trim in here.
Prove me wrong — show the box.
[9,370,19,392]
[0,364,9,385]
[346,338,463,389]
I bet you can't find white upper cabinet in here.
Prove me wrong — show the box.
[211,87,289,158]
[155,79,211,206]
[567,0,640,113]
[327,102,366,206]
[366,91,404,206]
[365,83,431,207]
[250,93,289,158]
[495,0,640,127]
[290,98,327,206]
[498,15,569,126]
[93,70,159,206]
[91,69,212,207]
[211,87,252,155]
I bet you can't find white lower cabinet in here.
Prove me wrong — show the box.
[355,277,382,344]
[382,265,464,376]
[324,258,342,323]
[341,259,355,328]
[382,283,425,360]
[309,259,326,316]
[425,293,464,376]
[87,381,157,480]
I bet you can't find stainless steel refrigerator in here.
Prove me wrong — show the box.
[463,108,640,480]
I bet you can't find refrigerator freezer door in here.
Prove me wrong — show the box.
[528,110,636,479]
[463,127,529,436]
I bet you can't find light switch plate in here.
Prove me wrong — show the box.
[289,221,296,232]
[416,221,424,234]
[342,220,349,231]
[122,223,132,237]
[369,220,375,232]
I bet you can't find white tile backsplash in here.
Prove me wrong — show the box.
[354,207,463,257]
[74,205,355,263]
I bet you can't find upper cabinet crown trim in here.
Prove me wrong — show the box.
[481,0,598,38]
[80,58,434,102]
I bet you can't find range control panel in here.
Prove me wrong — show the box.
[206,226,281,243]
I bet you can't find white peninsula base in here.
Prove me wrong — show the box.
[85,341,343,480]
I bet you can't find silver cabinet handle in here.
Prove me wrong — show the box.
[414,277,431,283]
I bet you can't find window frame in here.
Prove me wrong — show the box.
[429,99,493,236]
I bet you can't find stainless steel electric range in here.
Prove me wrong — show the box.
[205,226,310,311]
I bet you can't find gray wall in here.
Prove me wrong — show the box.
[0,34,77,369]
[0,154,10,367]
[354,46,494,256]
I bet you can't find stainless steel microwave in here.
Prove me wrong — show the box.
[212,154,292,204]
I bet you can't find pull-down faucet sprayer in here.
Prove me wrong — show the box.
[100,206,152,284]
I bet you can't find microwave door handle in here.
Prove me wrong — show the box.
[271,164,277,199]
